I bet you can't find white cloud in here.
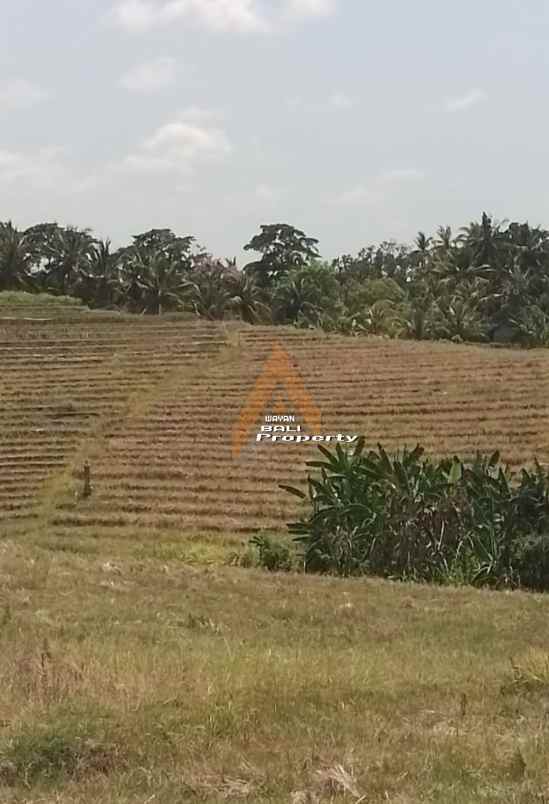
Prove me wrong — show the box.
[110,0,337,33]
[0,79,50,110]
[445,88,487,113]
[119,57,177,93]
[0,146,68,187]
[0,147,114,196]
[111,0,265,33]
[177,0,265,32]
[285,0,336,17]
[110,0,158,32]
[122,110,232,174]
[329,92,356,110]
[333,168,424,206]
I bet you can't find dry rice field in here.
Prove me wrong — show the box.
[4,307,549,803]
[2,307,549,540]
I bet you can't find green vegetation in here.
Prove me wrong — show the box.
[4,227,549,800]
[0,290,82,307]
[4,213,549,344]
[281,441,549,589]
[2,532,549,802]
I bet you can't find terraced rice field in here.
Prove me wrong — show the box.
[2,310,549,540]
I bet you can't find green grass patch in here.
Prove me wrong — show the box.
[0,291,83,307]
[0,707,126,786]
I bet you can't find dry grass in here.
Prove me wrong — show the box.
[2,315,549,539]
[3,313,549,800]
[1,534,549,801]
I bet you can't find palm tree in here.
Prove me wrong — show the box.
[459,212,507,267]
[433,249,493,291]
[433,225,453,257]
[511,305,549,347]
[430,285,488,342]
[228,271,271,323]
[272,272,323,324]
[185,260,233,320]
[359,300,399,336]
[503,222,549,293]
[0,222,34,291]
[412,231,431,275]
[42,226,95,295]
[86,239,121,308]
[135,251,190,315]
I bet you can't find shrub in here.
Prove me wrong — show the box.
[511,305,549,347]
[282,440,549,589]
[241,534,298,572]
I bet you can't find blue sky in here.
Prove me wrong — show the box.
[1,0,548,261]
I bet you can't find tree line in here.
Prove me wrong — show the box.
[2,214,549,345]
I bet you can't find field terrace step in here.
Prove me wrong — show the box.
[2,320,549,537]
[0,318,228,528]
[46,324,549,536]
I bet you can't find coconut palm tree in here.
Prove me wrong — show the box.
[430,285,488,342]
[272,263,341,324]
[433,249,493,291]
[511,304,549,347]
[85,239,121,308]
[433,225,453,258]
[228,271,271,323]
[42,226,95,295]
[133,251,190,315]
[0,222,34,291]
[184,259,234,320]
[459,212,507,267]
[411,231,432,275]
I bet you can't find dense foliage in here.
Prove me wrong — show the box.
[4,213,549,344]
[283,440,549,590]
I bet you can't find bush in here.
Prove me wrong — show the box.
[343,278,405,313]
[282,440,549,589]
[238,534,298,572]
[511,305,549,347]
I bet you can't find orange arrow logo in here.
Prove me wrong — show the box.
[232,342,322,458]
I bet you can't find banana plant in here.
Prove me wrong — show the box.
[281,442,549,590]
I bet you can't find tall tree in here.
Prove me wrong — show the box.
[228,271,271,324]
[184,259,235,320]
[272,262,341,325]
[41,226,95,295]
[138,252,191,315]
[412,231,432,274]
[116,228,201,313]
[460,212,506,267]
[243,224,320,286]
[86,239,121,308]
[0,222,34,291]
[128,229,199,269]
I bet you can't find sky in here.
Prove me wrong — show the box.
[1,0,549,262]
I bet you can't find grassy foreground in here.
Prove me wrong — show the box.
[1,532,549,803]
